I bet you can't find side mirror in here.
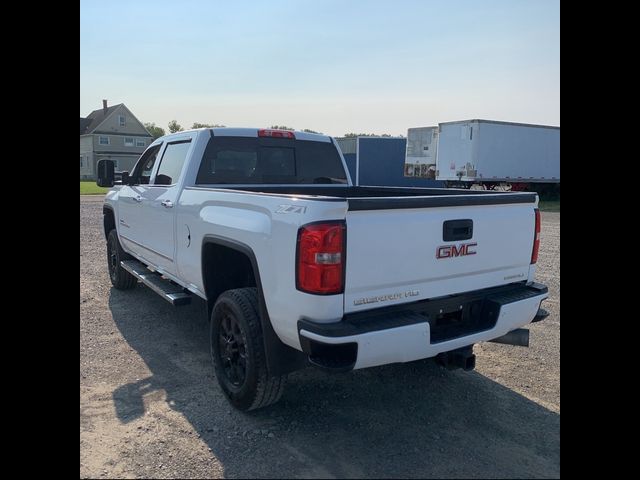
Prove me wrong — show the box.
[97,160,115,188]
[115,171,130,185]
[154,173,172,185]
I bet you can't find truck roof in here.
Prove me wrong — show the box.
[438,119,560,130]
[155,127,332,143]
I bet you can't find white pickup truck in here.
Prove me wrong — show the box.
[98,127,549,411]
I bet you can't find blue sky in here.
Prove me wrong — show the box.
[80,0,559,136]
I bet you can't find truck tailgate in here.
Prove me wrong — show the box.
[344,198,536,314]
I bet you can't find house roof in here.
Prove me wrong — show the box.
[80,117,92,134]
[81,104,122,134]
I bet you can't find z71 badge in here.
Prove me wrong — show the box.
[275,205,307,214]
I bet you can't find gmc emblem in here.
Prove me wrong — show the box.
[436,242,477,259]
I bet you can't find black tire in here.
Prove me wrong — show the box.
[106,229,137,290]
[210,288,286,411]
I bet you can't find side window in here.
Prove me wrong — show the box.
[153,141,191,186]
[131,145,161,185]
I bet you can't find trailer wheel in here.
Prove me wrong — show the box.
[210,288,286,411]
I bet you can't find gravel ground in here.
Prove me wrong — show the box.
[80,195,560,479]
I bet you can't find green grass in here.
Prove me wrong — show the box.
[80,181,109,195]
[538,200,560,212]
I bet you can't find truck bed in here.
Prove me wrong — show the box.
[189,185,539,315]
[196,185,538,210]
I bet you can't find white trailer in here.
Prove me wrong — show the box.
[405,126,438,179]
[435,119,559,189]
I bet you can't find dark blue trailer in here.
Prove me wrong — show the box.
[335,136,445,188]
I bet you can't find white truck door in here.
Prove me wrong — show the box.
[134,139,193,276]
[117,144,162,261]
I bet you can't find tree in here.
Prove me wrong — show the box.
[343,132,396,138]
[270,125,295,131]
[192,122,226,129]
[143,122,165,139]
[343,133,367,138]
[168,120,184,133]
[302,128,322,134]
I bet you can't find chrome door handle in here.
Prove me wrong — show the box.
[161,200,174,208]
[134,195,143,203]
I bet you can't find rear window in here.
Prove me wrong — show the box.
[195,136,348,184]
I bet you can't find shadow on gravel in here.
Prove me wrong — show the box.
[109,285,559,479]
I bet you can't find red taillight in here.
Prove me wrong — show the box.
[531,208,541,264]
[258,129,295,139]
[296,221,345,295]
